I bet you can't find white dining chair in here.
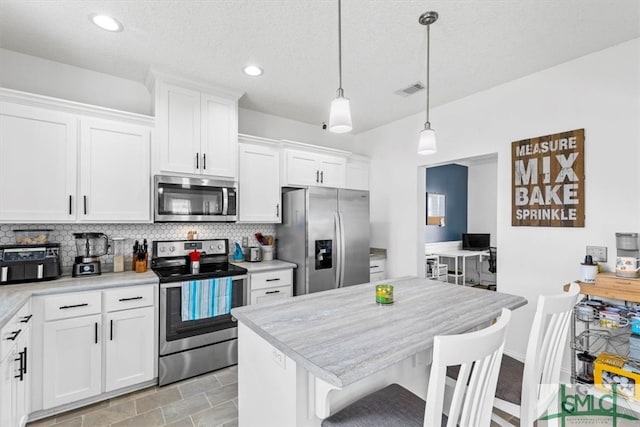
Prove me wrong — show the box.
[490,282,581,426]
[321,308,512,427]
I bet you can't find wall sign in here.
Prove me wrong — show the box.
[511,128,585,227]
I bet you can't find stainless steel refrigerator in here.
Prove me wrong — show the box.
[276,187,370,295]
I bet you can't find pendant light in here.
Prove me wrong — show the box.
[418,11,438,155]
[329,0,352,133]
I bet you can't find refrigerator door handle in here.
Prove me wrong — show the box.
[334,212,342,287]
[335,211,346,287]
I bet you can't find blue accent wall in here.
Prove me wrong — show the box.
[425,164,468,242]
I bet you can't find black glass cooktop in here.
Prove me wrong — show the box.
[153,262,247,282]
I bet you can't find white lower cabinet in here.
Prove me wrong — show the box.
[0,301,32,427]
[249,269,293,305]
[36,285,156,412]
[369,258,386,282]
[42,314,102,408]
[104,306,154,392]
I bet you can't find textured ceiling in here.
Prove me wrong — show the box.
[0,0,638,133]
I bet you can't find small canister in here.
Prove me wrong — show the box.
[376,284,394,304]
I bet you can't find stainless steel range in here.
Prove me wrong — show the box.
[151,239,247,386]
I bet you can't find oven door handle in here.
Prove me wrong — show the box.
[160,275,248,289]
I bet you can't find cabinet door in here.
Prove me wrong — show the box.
[345,158,370,190]
[284,150,320,186]
[318,155,346,188]
[201,94,238,179]
[14,319,29,427]
[158,83,200,174]
[0,102,77,222]
[105,306,155,392]
[42,315,102,409]
[238,143,280,223]
[79,119,151,222]
[0,349,16,427]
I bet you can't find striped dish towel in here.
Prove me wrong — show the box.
[181,277,233,321]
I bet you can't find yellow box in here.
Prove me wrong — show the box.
[594,352,640,399]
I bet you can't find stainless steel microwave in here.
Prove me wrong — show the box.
[154,175,237,222]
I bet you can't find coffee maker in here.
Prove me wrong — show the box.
[72,232,109,277]
[615,232,639,278]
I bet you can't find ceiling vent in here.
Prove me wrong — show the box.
[395,82,425,97]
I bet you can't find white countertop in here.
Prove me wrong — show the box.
[0,271,159,327]
[231,276,527,388]
[231,259,296,273]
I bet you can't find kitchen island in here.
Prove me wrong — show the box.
[231,276,527,427]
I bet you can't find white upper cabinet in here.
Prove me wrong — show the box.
[201,94,238,178]
[161,84,201,174]
[238,137,281,223]
[0,89,154,223]
[282,148,346,188]
[345,156,370,190]
[156,80,240,179]
[0,102,77,222]
[79,119,151,222]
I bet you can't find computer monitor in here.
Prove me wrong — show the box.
[462,233,490,251]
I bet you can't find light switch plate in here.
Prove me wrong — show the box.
[586,246,607,262]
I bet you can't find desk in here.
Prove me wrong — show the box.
[431,249,489,285]
[232,276,527,426]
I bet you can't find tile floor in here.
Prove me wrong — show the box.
[26,363,517,427]
[26,366,238,427]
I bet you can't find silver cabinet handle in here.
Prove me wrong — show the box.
[83,195,87,215]
[276,203,280,218]
[203,153,207,170]
[69,195,72,215]
[320,171,324,183]
[265,290,281,295]
[196,153,199,169]
[316,170,320,183]
[266,278,281,282]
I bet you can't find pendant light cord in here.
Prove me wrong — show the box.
[338,0,343,94]
[425,23,430,126]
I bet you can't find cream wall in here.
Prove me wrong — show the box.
[357,38,640,358]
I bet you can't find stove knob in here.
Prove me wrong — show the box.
[209,245,215,250]
[169,246,175,253]
[217,244,223,250]
[159,247,166,253]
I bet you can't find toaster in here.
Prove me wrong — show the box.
[245,246,262,262]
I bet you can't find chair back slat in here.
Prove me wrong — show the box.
[425,308,511,427]
[520,283,581,426]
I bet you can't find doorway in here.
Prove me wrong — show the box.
[421,153,498,286]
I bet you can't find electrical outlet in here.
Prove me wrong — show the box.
[586,246,607,262]
[272,348,286,369]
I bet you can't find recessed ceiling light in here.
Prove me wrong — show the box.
[90,14,123,32]
[243,65,263,77]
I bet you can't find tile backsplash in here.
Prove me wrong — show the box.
[0,223,276,268]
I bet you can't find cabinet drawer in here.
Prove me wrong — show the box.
[44,291,102,321]
[250,285,293,305]
[250,269,293,291]
[104,285,154,312]
[369,259,386,274]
